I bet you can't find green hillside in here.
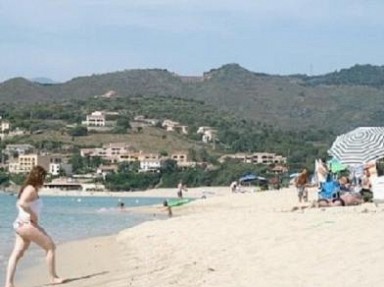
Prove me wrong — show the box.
[1,64,384,132]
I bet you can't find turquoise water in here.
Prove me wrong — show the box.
[0,192,166,282]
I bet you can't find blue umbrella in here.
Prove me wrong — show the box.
[239,174,257,182]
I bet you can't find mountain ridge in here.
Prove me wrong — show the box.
[1,63,384,132]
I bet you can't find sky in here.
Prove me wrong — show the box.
[0,0,383,82]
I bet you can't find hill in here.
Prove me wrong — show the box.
[1,64,384,132]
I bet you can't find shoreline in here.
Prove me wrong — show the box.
[1,186,229,199]
[15,186,384,287]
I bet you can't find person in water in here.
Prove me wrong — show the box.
[4,165,65,287]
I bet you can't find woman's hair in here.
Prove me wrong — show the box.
[18,165,47,198]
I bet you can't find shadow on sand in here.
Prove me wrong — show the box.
[37,271,109,286]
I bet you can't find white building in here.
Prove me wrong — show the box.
[219,152,287,165]
[197,126,217,143]
[139,159,163,172]
[162,120,188,134]
[84,111,106,127]
[49,163,61,176]
[1,120,10,132]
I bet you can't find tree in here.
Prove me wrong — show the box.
[159,150,168,157]
[68,126,88,137]
[116,117,131,129]
[161,159,178,174]
[70,152,84,173]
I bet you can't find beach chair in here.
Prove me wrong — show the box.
[318,176,340,200]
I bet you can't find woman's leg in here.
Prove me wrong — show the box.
[303,188,309,202]
[297,188,303,203]
[17,224,65,284]
[4,233,30,287]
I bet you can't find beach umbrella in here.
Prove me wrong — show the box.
[328,127,384,166]
[239,174,257,182]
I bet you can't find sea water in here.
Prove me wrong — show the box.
[0,192,166,282]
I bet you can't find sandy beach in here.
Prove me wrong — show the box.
[15,186,384,287]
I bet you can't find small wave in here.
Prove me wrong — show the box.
[97,207,127,213]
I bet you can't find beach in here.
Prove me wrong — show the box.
[14,186,384,287]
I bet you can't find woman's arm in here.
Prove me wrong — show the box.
[18,185,39,224]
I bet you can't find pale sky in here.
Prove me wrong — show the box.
[0,0,383,82]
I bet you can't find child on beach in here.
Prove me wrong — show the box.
[4,166,65,287]
[230,181,238,193]
[163,200,173,217]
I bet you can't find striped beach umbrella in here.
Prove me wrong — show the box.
[328,127,384,166]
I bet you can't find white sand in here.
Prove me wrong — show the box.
[15,186,384,287]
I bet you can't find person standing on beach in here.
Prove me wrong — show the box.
[316,159,328,188]
[177,180,187,198]
[295,168,310,203]
[4,165,65,287]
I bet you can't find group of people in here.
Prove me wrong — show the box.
[4,163,377,285]
[294,158,375,209]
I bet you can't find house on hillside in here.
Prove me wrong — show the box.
[0,119,10,133]
[49,155,73,176]
[83,111,106,127]
[219,152,287,165]
[0,118,26,140]
[197,126,217,143]
[170,151,196,168]
[131,115,160,130]
[97,164,118,179]
[162,120,188,134]
[82,111,119,131]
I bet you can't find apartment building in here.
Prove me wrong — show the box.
[8,154,50,174]
[219,152,287,165]
[139,159,163,172]
[80,143,134,162]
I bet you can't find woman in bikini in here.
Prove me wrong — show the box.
[4,165,65,287]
